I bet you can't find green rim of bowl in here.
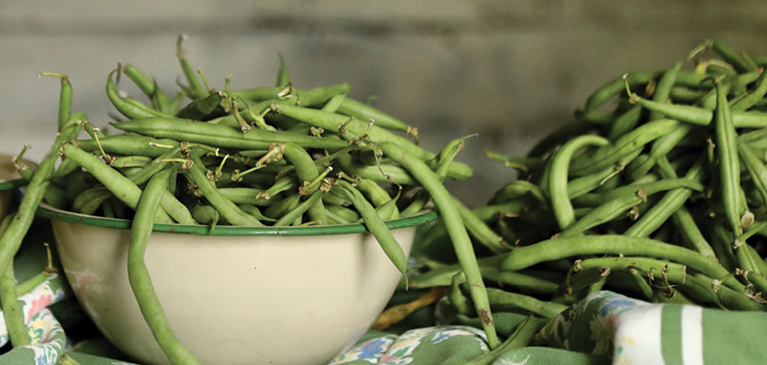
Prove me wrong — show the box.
[36,203,438,236]
[0,178,28,192]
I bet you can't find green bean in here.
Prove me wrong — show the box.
[626,123,695,181]
[184,155,262,226]
[112,117,350,151]
[565,166,620,200]
[122,64,175,115]
[714,82,745,237]
[110,156,153,169]
[671,206,717,261]
[378,141,498,348]
[128,169,201,365]
[122,64,157,98]
[607,105,644,141]
[408,255,509,289]
[62,144,177,223]
[275,54,290,88]
[336,179,409,283]
[372,192,400,220]
[675,71,715,88]
[633,96,713,125]
[572,178,703,207]
[0,214,30,347]
[711,41,758,73]
[487,180,547,205]
[0,123,80,277]
[295,84,352,108]
[738,142,767,207]
[448,272,472,316]
[740,269,767,299]
[499,235,744,293]
[556,266,611,304]
[334,152,416,185]
[453,197,510,254]
[559,191,644,237]
[321,94,347,113]
[582,70,663,115]
[623,156,707,238]
[274,190,325,226]
[352,179,391,208]
[479,267,562,295]
[464,316,547,365]
[695,82,728,111]
[73,187,111,215]
[568,119,678,176]
[262,177,298,200]
[64,168,88,205]
[230,86,285,103]
[37,72,72,130]
[275,104,473,180]
[649,61,684,121]
[282,143,327,223]
[176,35,208,100]
[107,70,170,120]
[432,135,475,180]
[192,204,223,230]
[578,257,761,309]
[670,86,707,104]
[483,150,542,174]
[731,70,767,112]
[238,205,275,223]
[625,265,656,302]
[549,135,609,229]
[323,208,352,225]
[263,192,301,220]
[76,133,181,158]
[482,286,567,319]
[176,91,225,120]
[399,189,431,217]
[336,97,412,133]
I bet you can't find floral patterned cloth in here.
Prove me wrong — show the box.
[328,326,488,365]
[0,273,70,365]
[16,288,767,364]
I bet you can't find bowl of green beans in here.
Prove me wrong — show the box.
[39,203,435,365]
[12,35,494,365]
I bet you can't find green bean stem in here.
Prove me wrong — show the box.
[0,124,80,278]
[378,141,499,349]
[129,169,201,365]
[0,214,30,347]
[499,235,744,292]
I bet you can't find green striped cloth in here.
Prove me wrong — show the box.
[537,290,767,364]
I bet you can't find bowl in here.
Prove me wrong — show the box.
[37,203,436,365]
[0,153,29,222]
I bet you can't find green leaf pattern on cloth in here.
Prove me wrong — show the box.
[0,273,68,349]
[329,326,488,365]
[537,290,648,356]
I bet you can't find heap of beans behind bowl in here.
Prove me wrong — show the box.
[411,41,767,321]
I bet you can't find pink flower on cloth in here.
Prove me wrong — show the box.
[24,294,54,323]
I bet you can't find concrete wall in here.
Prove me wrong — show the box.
[2,1,766,206]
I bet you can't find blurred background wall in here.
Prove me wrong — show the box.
[1,0,766,207]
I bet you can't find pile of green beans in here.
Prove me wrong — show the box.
[0,35,507,364]
[412,41,767,332]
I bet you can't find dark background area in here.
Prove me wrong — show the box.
[2,0,765,206]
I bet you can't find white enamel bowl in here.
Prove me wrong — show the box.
[37,203,435,365]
